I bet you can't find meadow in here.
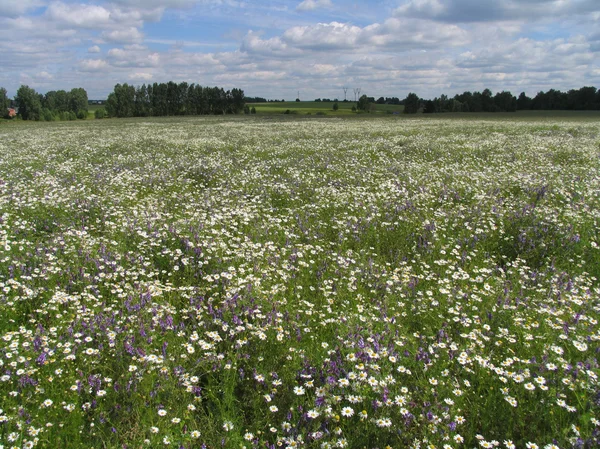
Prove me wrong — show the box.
[246,101,404,115]
[0,115,599,449]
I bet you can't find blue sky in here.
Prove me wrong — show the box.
[1,0,599,100]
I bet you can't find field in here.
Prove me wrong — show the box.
[247,101,404,115]
[0,115,599,449]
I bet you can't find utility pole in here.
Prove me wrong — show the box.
[343,87,348,101]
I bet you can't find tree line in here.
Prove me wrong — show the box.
[1,85,88,121]
[103,82,245,118]
[402,86,600,114]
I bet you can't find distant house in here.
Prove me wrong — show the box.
[6,108,16,118]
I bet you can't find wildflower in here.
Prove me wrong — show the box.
[294,386,305,395]
[341,407,354,417]
[376,418,392,428]
[190,430,201,438]
[150,426,159,434]
[308,409,320,418]
[223,421,234,431]
[244,432,254,441]
[158,409,167,416]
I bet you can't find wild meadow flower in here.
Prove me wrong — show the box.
[341,407,354,417]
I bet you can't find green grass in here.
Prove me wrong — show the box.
[247,101,404,115]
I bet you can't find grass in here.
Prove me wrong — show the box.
[0,115,599,449]
[247,101,404,115]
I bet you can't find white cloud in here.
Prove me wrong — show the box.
[395,0,600,23]
[296,0,332,12]
[243,19,469,54]
[102,27,144,44]
[107,46,161,68]
[45,2,113,29]
[128,72,154,80]
[37,71,54,79]
[107,0,198,8]
[0,0,45,18]
[88,45,101,53]
[78,59,108,72]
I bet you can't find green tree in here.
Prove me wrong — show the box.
[403,92,419,114]
[357,94,370,112]
[106,83,135,117]
[0,87,9,117]
[69,88,89,118]
[516,92,532,110]
[15,85,42,120]
[332,101,339,111]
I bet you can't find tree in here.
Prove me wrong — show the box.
[493,91,517,112]
[106,83,135,117]
[0,87,9,117]
[15,85,42,120]
[516,92,532,110]
[332,101,339,111]
[422,100,435,114]
[230,88,245,114]
[357,94,370,112]
[69,87,89,119]
[403,92,419,114]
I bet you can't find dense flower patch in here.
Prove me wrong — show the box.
[0,116,599,448]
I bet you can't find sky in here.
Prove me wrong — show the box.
[1,0,599,101]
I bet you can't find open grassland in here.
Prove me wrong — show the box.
[247,101,404,115]
[0,116,599,449]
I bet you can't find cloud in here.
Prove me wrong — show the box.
[0,0,45,18]
[107,46,161,67]
[243,19,469,54]
[107,0,198,8]
[102,27,144,44]
[45,2,113,29]
[88,45,102,53]
[296,0,332,12]
[395,0,600,23]
[78,59,108,72]
[128,72,154,80]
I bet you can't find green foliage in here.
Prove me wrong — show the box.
[332,101,339,111]
[357,94,370,112]
[106,82,245,118]
[0,87,9,115]
[15,85,42,120]
[403,92,420,114]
